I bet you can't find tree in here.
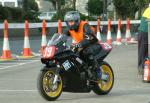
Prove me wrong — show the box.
[22,0,39,21]
[86,0,103,16]
[23,0,28,12]
[45,0,65,18]
[73,0,76,10]
[0,5,10,20]
[23,0,39,12]
[113,0,136,19]
[45,0,65,10]
[57,0,61,18]
[28,0,39,12]
[45,0,57,10]
[62,0,76,10]
[134,0,149,18]
[113,0,149,19]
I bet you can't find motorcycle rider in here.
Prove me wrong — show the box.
[64,11,99,80]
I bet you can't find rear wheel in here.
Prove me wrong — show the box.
[37,68,63,101]
[92,61,114,95]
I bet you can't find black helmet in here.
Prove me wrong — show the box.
[64,11,80,30]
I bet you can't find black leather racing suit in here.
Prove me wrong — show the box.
[65,23,98,66]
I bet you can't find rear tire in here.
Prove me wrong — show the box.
[92,61,114,95]
[37,68,62,101]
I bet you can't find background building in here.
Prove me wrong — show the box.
[36,0,54,12]
[76,0,88,15]
[65,0,114,17]
[0,0,18,7]
[0,0,54,12]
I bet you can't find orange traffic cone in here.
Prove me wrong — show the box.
[39,20,47,54]
[116,19,122,45]
[0,20,13,60]
[58,19,62,34]
[21,20,33,58]
[143,59,150,82]
[96,18,102,43]
[106,19,112,44]
[125,18,131,42]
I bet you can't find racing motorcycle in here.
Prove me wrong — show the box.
[37,33,114,101]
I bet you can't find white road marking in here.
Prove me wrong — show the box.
[0,79,34,81]
[0,63,21,65]
[0,59,40,66]
[0,90,71,94]
[0,60,39,70]
[0,90,37,92]
[0,66,7,67]
[8,59,40,62]
[0,66,11,68]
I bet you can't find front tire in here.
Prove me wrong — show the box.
[92,61,114,95]
[37,68,63,101]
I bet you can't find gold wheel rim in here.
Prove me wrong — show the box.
[97,65,113,91]
[43,71,62,97]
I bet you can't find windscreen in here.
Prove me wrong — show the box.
[47,33,72,47]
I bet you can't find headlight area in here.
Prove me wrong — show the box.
[41,58,57,67]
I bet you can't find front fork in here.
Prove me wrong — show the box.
[53,64,61,84]
[99,67,109,82]
[96,62,109,81]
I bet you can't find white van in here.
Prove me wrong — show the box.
[38,11,56,20]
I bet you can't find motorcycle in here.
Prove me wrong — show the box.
[37,33,114,101]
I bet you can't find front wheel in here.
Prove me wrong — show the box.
[92,61,114,95]
[37,68,63,101]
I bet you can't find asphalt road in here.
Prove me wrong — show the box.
[0,44,150,103]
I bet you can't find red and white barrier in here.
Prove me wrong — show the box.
[113,19,122,45]
[21,20,33,58]
[124,18,137,44]
[0,20,140,29]
[0,19,140,61]
[125,18,131,42]
[96,18,102,43]
[0,20,13,61]
[39,20,47,54]
[58,19,62,34]
[116,19,122,44]
[106,19,112,44]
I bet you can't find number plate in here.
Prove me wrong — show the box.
[42,46,56,58]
